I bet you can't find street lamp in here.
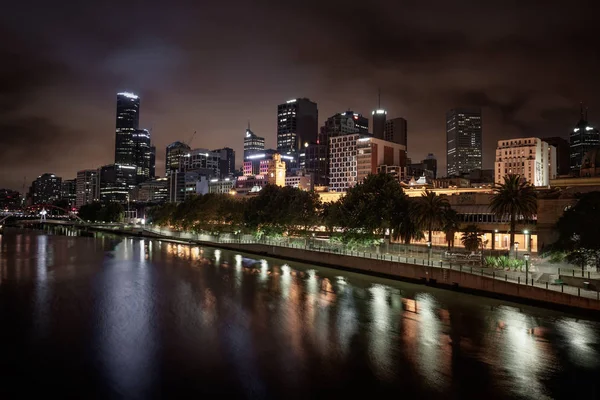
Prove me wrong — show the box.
[524,253,530,285]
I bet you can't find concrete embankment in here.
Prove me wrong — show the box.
[87,226,600,314]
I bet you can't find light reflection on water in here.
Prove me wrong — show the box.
[0,229,599,398]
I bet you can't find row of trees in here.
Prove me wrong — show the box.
[78,202,124,223]
[148,173,539,255]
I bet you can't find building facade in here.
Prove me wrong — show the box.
[285,173,314,191]
[446,108,482,176]
[213,147,235,179]
[76,169,98,207]
[328,135,407,192]
[132,128,153,183]
[277,98,318,165]
[208,178,235,194]
[494,137,556,186]
[98,164,136,203]
[179,148,221,179]
[165,141,191,177]
[244,126,265,160]
[570,106,599,175]
[422,153,437,178]
[29,173,62,205]
[61,179,77,208]
[384,117,407,147]
[131,178,168,203]
[542,137,570,176]
[114,92,140,166]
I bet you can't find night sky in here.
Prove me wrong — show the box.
[1,1,598,190]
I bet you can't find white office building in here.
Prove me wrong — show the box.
[494,137,557,186]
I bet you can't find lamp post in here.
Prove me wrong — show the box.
[524,253,530,285]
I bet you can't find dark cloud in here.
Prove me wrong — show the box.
[1,0,599,190]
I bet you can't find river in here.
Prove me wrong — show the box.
[0,227,599,399]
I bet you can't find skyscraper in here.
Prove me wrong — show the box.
[61,179,77,208]
[570,104,599,175]
[213,147,235,179]
[277,98,318,160]
[149,145,156,179]
[384,117,407,147]
[76,169,98,207]
[29,173,62,205]
[372,92,386,139]
[446,108,482,176]
[114,92,140,166]
[132,128,152,183]
[165,141,191,177]
[243,125,265,159]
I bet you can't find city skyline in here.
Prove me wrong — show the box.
[1,1,599,190]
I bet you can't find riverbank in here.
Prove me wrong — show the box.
[81,225,600,315]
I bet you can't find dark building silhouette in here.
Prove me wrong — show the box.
[213,147,236,179]
[446,108,482,176]
[422,153,438,178]
[385,117,407,147]
[569,104,599,175]
[542,137,570,176]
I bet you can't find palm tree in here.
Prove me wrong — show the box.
[461,224,482,252]
[442,208,460,250]
[391,199,424,245]
[490,174,537,257]
[414,190,450,259]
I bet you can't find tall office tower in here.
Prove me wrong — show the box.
[132,128,152,183]
[243,124,265,159]
[179,148,221,179]
[29,173,62,205]
[372,92,386,139]
[98,164,136,203]
[277,98,318,164]
[149,146,156,179]
[570,104,599,175]
[165,141,191,177]
[384,117,407,147]
[114,92,140,166]
[213,147,235,179]
[61,179,77,208]
[446,108,482,176]
[422,153,438,178]
[76,169,98,207]
[542,137,570,176]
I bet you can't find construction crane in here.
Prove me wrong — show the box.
[186,131,197,147]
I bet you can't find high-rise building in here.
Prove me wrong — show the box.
[213,147,235,179]
[132,128,152,183]
[114,92,140,166]
[494,137,556,186]
[244,125,265,160]
[98,164,136,203]
[179,148,221,179]
[569,105,599,175]
[328,135,407,192]
[29,173,62,205]
[277,98,318,163]
[422,153,438,178]
[372,91,387,140]
[131,178,168,203]
[542,137,570,176]
[446,108,482,176]
[149,145,156,179]
[0,189,21,210]
[305,143,328,186]
[76,169,98,207]
[384,117,408,147]
[61,179,77,208]
[165,141,191,177]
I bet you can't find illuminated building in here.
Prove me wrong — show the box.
[494,137,556,186]
[61,179,77,208]
[208,178,235,194]
[76,169,98,207]
[0,189,21,210]
[165,141,191,177]
[213,147,235,179]
[446,108,482,176]
[244,124,265,159]
[328,135,407,192]
[29,173,62,205]
[114,92,140,166]
[277,98,318,168]
[179,148,221,179]
[569,104,599,174]
[131,178,168,203]
[98,164,136,203]
[266,154,286,186]
[285,173,313,191]
[132,128,152,183]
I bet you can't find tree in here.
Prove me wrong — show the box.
[554,191,600,271]
[490,174,537,257]
[461,224,482,252]
[442,208,460,250]
[390,198,423,244]
[413,190,450,246]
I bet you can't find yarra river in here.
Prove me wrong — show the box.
[0,228,599,399]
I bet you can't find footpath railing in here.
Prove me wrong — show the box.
[137,225,600,302]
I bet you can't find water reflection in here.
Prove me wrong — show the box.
[0,228,599,398]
